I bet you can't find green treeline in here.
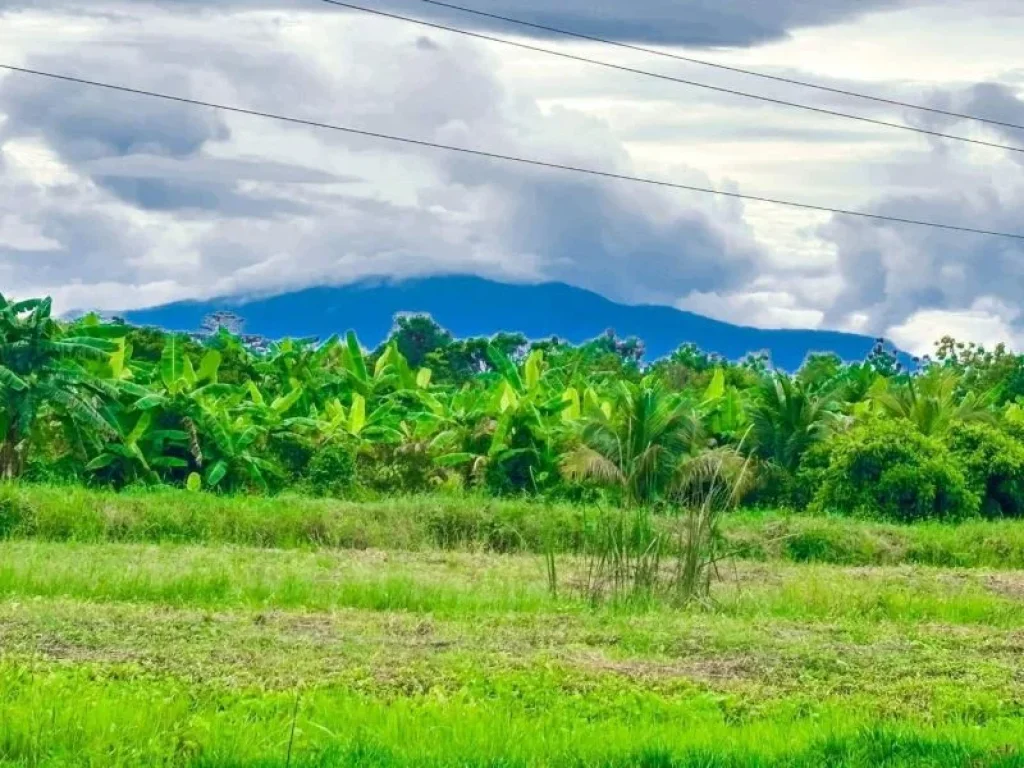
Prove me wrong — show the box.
[5,296,1024,522]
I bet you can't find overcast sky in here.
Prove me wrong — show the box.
[1,0,1023,354]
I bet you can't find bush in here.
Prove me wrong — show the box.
[356,442,439,496]
[303,441,357,498]
[270,433,314,483]
[740,461,789,508]
[745,460,814,510]
[789,442,832,510]
[806,420,979,522]
[744,448,829,511]
[945,422,1024,518]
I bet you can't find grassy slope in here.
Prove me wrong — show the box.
[6,483,1024,567]
[1,541,1024,766]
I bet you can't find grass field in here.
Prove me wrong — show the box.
[2,486,1024,766]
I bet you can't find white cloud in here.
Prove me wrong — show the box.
[0,0,1023,352]
[0,214,60,251]
[0,0,922,47]
[677,289,826,330]
[0,6,762,312]
[888,298,1024,356]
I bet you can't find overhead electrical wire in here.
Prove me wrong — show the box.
[1,63,1022,241]
[389,0,1024,134]
[317,0,1024,158]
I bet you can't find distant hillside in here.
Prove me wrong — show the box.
[122,276,890,370]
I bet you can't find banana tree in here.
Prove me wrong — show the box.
[0,297,123,478]
[127,339,239,475]
[431,347,569,492]
[374,341,433,393]
[431,394,530,488]
[697,368,749,445]
[86,409,190,485]
[191,403,281,491]
[296,393,403,446]
[254,335,344,410]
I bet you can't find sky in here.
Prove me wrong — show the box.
[1,0,1023,355]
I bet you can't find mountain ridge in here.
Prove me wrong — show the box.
[121,275,892,370]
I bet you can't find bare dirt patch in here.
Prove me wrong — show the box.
[569,649,767,685]
[986,573,1024,601]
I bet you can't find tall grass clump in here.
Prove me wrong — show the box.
[670,448,754,605]
[568,448,752,607]
[577,506,664,605]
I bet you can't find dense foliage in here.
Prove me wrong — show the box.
[805,419,979,522]
[9,293,1024,521]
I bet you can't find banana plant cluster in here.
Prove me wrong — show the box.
[88,329,445,492]
[3,294,1013,500]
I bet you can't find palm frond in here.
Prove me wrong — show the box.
[561,444,626,485]
[674,448,755,508]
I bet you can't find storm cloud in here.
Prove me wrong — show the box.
[0,6,761,312]
[0,0,920,47]
[1,0,1023,352]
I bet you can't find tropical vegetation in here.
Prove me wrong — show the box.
[6,294,1024,523]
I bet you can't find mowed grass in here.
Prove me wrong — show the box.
[1,541,1024,765]
[3,541,1024,625]
[3,487,1024,765]
[8,483,1024,568]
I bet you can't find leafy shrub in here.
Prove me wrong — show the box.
[746,447,829,510]
[806,420,979,522]
[425,502,529,552]
[270,433,314,483]
[303,441,357,498]
[23,452,84,485]
[0,493,29,539]
[482,451,549,496]
[744,461,798,509]
[945,422,1024,518]
[356,442,438,496]
[788,442,833,510]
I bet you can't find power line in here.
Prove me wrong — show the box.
[1,63,1022,241]
[318,0,1024,158]
[395,0,1024,134]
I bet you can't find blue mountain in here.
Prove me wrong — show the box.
[122,276,889,370]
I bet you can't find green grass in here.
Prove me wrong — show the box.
[2,586,1024,766]
[1,541,1023,625]
[1,581,1023,766]
[7,483,1024,568]
[4,486,1024,765]
[2,663,1023,767]
[1,591,1022,705]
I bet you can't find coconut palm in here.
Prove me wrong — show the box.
[748,374,840,472]
[873,369,994,436]
[561,377,704,506]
